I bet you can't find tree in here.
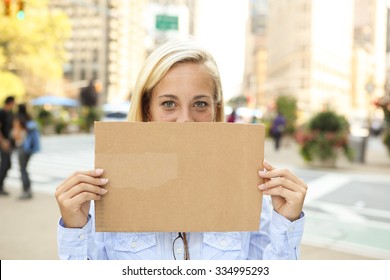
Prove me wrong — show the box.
[0,0,71,101]
[0,70,25,102]
[276,95,297,135]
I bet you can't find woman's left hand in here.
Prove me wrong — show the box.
[258,160,307,221]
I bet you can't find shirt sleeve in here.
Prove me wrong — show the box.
[57,213,108,260]
[247,196,306,260]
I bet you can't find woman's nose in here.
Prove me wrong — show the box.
[176,109,194,122]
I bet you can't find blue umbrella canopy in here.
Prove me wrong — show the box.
[30,95,80,107]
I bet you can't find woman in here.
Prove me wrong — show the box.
[56,39,307,260]
[270,111,286,151]
[12,104,40,199]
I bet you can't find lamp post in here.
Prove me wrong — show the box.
[365,81,375,134]
[350,81,376,164]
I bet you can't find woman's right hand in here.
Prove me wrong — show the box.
[55,169,109,228]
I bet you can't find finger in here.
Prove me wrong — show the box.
[63,175,108,194]
[262,185,293,198]
[258,159,274,183]
[58,182,108,201]
[258,177,307,194]
[66,191,104,207]
[259,163,307,190]
[258,160,277,177]
[262,186,304,221]
[263,159,275,171]
[59,169,104,187]
[56,170,107,194]
[262,185,306,206]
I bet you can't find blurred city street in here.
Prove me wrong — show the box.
[0,133,389,260]
[2,0,390,265]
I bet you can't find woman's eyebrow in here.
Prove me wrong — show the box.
[193,95,212,100]
[157,94,178,100]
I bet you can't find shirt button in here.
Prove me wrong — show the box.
[131,242,137,248]
[79,234,85,240]
[288,227,295,233]
[220,240,227,247]
[176,248,182,254]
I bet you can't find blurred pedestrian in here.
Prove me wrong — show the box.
[0,96,16,196]
[270,111,286,151]
[251,115,258,124]
[12,104,41,199]
[227,108,237,122]
[55,39,307,260]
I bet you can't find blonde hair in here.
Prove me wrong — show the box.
[127,39,224,122]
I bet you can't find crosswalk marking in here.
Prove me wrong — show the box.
[6,143,94,194]
[304,173,352,203]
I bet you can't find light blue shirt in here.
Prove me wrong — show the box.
[57,197,305,260]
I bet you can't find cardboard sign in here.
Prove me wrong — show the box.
[94,122,264,232]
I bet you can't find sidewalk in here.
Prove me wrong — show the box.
[0,188,59,260]
[265,135,389,175]
[0,136,387,260]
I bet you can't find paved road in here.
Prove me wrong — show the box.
[268,136,390,259]
[296,169,390,259]
[1,133,389,259]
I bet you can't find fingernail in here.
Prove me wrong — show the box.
[95,169,104,175]
[100,178,108,184]
[258,170,266,176]
[258,184,265,190]
[101,188,108,194]
[264,159,270,166]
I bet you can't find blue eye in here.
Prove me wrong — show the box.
[162,101,175,108]
[194,101,207,108]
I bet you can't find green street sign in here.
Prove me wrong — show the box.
[155,15,178,31]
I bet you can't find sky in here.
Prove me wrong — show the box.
[195,0,249,102]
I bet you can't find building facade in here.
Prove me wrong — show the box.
[49,0,147,103]
[244,0,268,110]
[50,0,197,103]
[106,0,147,103]
[265,0,354,119]
[352,0,387,123]
[245,0,388,123]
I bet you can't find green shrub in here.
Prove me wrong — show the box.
[296,111,353,163]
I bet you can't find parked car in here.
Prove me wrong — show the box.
[225,106,263,123]
[101,102,131,122]
[370,118,384,136]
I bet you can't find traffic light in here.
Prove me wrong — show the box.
[16,0,25,20]
[3,0,25,19]
[4,0,11,16]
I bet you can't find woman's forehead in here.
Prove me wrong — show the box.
[156,63,213,90]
